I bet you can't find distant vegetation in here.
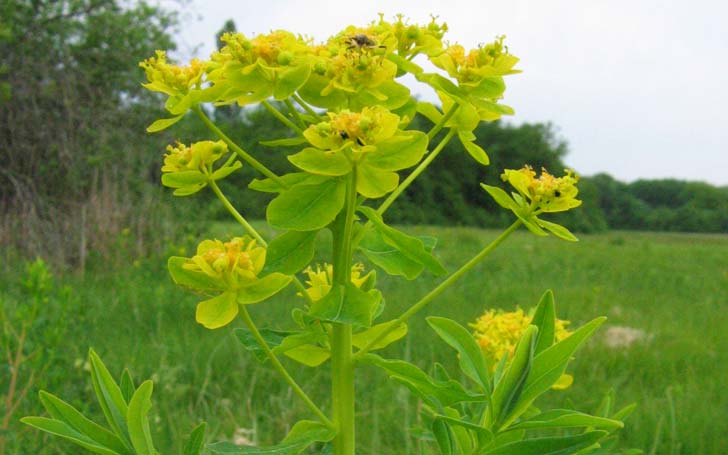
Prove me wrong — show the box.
[1,1,726,269]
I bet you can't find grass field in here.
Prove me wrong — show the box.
[3,225,727,454]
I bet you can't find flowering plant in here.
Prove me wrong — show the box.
[23,14,633,455]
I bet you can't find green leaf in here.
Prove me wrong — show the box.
[168,257,226,291]
[416,73,465,102]
[427,317,491,394]
[273,63,312,100]
[88,349,132,449]
[210,160,243,181]
[432,418,455,455]
[466,76,506,99]
[184,422,207,455]
[352,321,408,351]
[416,101,443,124]
[356,164,399,198]
[433,414,493,441]
[531,290,556,355]
[161,171,207,189]
[490,325,537,429]
[248,173,328,193]
[483,431,608,455]
[267,178,346,231]
[196,291,238,329]
[308,283,381,327]
[481,184,518,211]
[146,114,184,133]
[234,328,290,362]
[507,409,623,431]
[282,343,331,367]
[263,230,317,275]
[361,354,484,408]
[387,53,424,75]
[236,273,292,304]
[20,417,122,455]
[502,317,607,428]
[358,227,424,279]
[120,370,135,405]
[359,206,447,276]
[366,131,429,171]
[37,391,129,454]
[536,218,579,242]
[460,136,489,165]
[126,381,156,455]
[288,147,352,176]
[207,420,335,454]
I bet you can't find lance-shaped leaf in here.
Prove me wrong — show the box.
[126,381,156,455]
[536,218,579,242]
[361,354,484,408]
[88,349,132,449]
[146,114,184,133]
[35,391,129,454]
[207,420,336,454]
[481,184,519,211]
[507,409,623,431]
[119,370,135,408]
[490,325,537,430]
[427,317,491,394]
[482,430,608,455]
[267,178,346,231]
[308,283,381,328]
[20,417,122,455]
[531,290,556,355]
[432,418,456,455]
[184,422,207,455]
[500,317,606,428]
[358,206,446,276]
[351,321,408,352]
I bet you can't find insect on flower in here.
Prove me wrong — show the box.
[346,33,386,53]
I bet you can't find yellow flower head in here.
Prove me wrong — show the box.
[212,30,310,69]
[304,106,399,151]
[431,36,519,84]
[183,236,265,288]
[161,140,227,174]
[471,307,571,370]
[300,263,371,302]
[501,166,581,213]
[140,50,204,96]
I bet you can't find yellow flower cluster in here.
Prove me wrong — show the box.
[501,166,581,213]
[210,30,310,70]
[471,307,571,370]
[183,236,265,288]
[301,263,372,301]
[303,106,399,151]
[139,50,205,96]
[161,140,227,174]
[432,36,520,84]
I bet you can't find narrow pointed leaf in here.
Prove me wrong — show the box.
[483,431,608,455]
[507,409,623,431]
[88,349,132,449]
[536,218,579,242]
[20,417,122,455]
[531,290,556,355]
[427,317,491,394]
[184,422,207,455]
[146,114,184,133]
[127,380,156,455]
[120,369,135,405]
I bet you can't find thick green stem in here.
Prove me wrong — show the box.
[193,106,288,188]
[262,100,304,134]
[377,128,457,216]
[331,170,358,455]
[239,307,334,428]
[354,220,523,359]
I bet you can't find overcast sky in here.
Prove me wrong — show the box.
[169,0,727,185]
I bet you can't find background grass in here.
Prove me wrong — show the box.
[3,225,727,454]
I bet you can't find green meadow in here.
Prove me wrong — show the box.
[3,226,727,454]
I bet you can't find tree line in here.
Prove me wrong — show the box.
[1,1,725,266]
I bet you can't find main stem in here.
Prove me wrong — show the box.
[331,169,358,455]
